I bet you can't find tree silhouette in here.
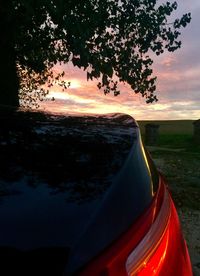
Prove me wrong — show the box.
[0,0,191,107]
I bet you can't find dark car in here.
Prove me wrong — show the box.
[0,110,192,276]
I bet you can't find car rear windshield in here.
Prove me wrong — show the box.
[0,111,138,202]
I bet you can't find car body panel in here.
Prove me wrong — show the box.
[0,112,154,274]
[78,176,193,276]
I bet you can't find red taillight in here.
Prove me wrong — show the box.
[125,185,170,275]
[79,178,192,276]
[129,189,193,276]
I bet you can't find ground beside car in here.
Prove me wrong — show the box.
[139,120,200,276]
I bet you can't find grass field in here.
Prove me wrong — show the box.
[138,120,200,151]
[138,120,194,135]
[138,119,200,207]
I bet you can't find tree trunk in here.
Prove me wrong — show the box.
[0,1,19,107]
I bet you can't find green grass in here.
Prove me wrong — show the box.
[138,120,200,153]
[157,134,196,150]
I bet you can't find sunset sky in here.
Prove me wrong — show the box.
[40,0,200,120]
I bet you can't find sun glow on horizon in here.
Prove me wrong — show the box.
[47,90,96,104]
[68,79,82,89]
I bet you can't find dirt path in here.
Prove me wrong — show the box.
[150,148,200,276]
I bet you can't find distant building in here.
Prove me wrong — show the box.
[145,123,160,145]
[193,119,200,144]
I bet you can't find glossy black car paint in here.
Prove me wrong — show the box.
[0,111,156,275]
